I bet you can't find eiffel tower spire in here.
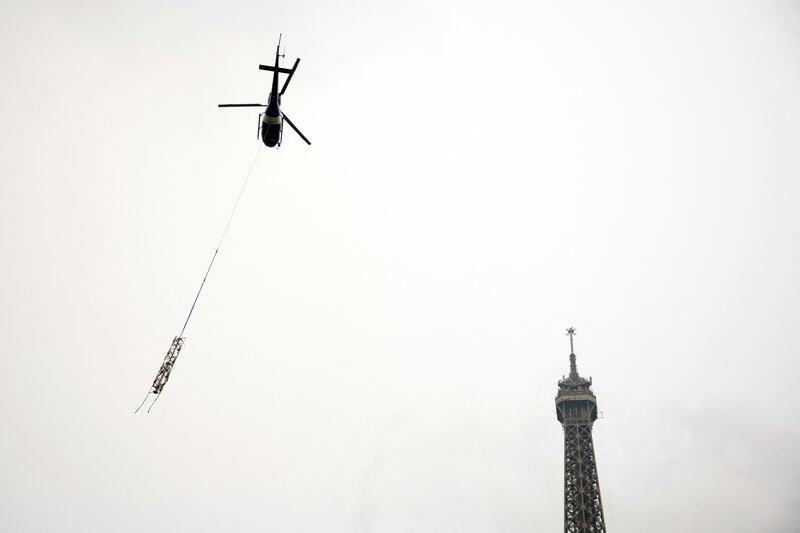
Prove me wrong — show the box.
[567,327,579,379]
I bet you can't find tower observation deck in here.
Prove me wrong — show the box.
[555,328,607,533]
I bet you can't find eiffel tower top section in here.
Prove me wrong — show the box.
[555,327,606,532]
[556,327,597,424]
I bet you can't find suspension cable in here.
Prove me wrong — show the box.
[179,145,261,338]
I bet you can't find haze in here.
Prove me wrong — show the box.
[1,1,798,531]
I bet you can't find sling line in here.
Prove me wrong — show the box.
[135,145,262,413]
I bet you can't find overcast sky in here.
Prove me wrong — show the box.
[1,1,799,532]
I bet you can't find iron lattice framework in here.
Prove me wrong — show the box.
[151,336,185,394]
[555,328,607,533]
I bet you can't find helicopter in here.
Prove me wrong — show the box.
[219,35,311,148]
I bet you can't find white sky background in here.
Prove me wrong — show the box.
[1,0,799,531]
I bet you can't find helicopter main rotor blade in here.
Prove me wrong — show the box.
[259,65,293,74]
[280,58,300,95]
[281,112,311,145]
[218,104,266,107]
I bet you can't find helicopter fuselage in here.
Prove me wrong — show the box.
[260,43,284,147]
[261,93,282,147]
